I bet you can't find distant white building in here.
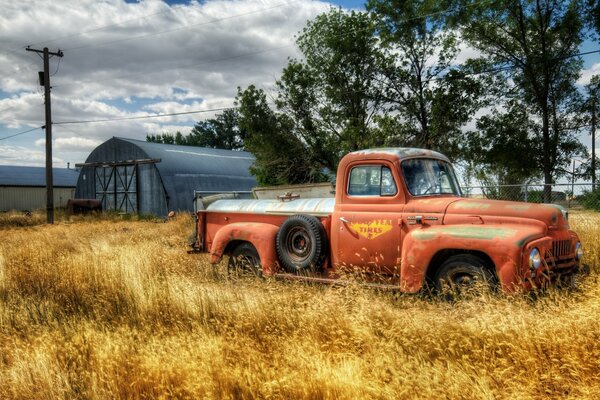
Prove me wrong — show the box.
[0,166,79,212]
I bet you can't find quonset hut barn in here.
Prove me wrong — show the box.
[75,137,256,216]
[0,166,78,211]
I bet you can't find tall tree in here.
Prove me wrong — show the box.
[275,8,388,172]
[236,85,327,185]
[187,109,246,150]
[583,75,600,187]
[586,0,600,34]
[467,102,540,187]
[457,0,586,200]
[147,132,180,144]
[367,0,484,157]
[146,109,245,150]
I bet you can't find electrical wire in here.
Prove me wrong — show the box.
[0,127,42,141]
[53,107,235,125]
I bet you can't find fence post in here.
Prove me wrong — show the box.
[524,184,528,203]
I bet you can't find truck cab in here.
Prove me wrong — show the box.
[191,148,584,293]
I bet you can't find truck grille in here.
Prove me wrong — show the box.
[551,239,572,258]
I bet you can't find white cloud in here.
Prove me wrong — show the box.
[0,0,332,166]
[578,63,600,86]
[0,144,65,167]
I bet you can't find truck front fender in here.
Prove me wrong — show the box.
[210,222,280,275]
[400,224,545,293]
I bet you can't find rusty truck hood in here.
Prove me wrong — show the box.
[444,198,568,229]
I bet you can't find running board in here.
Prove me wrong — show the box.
[272,273,401,291]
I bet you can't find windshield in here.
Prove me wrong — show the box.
[401,158,462,197]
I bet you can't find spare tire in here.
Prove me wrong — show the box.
[276,214,328,273]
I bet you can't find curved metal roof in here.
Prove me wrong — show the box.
[83,137,257,212]
[0,166,79,187]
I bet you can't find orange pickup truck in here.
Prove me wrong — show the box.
[190,148,584,293]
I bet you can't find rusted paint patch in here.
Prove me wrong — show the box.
[506,204,531,212]
[411,230,437,241]
[452,201,492,210]
[413,226,517,241]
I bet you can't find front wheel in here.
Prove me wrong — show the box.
[228,242,262,277]
[434,254,497,298]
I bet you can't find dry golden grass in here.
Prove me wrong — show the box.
[0,212,599,399]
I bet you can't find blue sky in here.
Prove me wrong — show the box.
[0,0,598,177]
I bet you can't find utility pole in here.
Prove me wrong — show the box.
[592,97,597,190]
[26,46,63,224]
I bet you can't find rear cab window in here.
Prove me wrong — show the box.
[348,165,397,196]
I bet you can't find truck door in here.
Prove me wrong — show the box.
[331,162,404,276]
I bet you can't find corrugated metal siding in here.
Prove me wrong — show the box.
[75,137,257,217]
[0,166,78,187]
[0,187,75,211]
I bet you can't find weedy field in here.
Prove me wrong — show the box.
[0,211,599,400]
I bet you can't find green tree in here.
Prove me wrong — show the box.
[146,109,245,150]
[186,109,246,150]
[456,0,586,201]
[586,0,600,34]
[465,102,541,200]
[236,85,327,185]
[146,132,179,144]
[367,0,484,157]
[582,75,600,186]
[275,8,388,172]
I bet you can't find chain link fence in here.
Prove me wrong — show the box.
[462,183,600,224]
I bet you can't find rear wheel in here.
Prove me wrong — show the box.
[228,243,262,277]
[434,254,496,299]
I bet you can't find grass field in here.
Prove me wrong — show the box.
[1,211,599,399]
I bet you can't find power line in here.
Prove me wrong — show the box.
[53,107,235,125]
[0,126,42,141]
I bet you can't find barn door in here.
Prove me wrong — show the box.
[95,167,115,211]
[94,164,138,213]
[115,165,137,213]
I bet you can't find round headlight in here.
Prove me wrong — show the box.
[575,242,583,260]
[529,248,542,270]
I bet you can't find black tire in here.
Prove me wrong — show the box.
[434,254,497,298]
[276,214,328,273]
[228,242,262,277]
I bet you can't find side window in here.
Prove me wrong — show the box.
[348,165,397,196]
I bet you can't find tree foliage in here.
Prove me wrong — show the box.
[456,0,587,198]
[236,8,390,185]
[146,109,245,150]
[275,8,388,172]
[147,1,593,190]
[367,0,484,158]
[581,75,600,183]
[466,102,539,185]
[236,85,327,185]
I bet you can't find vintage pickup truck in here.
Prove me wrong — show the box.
[190,148,584,293]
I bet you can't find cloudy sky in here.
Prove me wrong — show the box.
[0,0,598,169]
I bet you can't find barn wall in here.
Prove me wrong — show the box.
[137,163,167,216]
[74,167,95,199]
[0,187,75,211]
[76,137,257,217]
